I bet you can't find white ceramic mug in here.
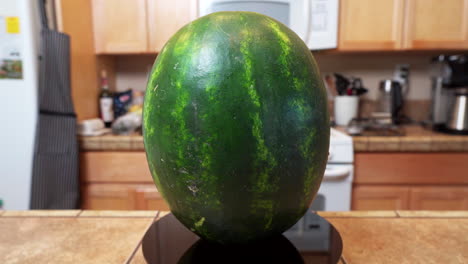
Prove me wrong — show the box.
[334,96,359,126]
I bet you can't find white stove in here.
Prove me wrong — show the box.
[311,128,354,211]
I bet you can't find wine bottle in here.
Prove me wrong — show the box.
[99,70,114,128]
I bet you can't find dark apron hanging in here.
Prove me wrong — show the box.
[30,0,79,209]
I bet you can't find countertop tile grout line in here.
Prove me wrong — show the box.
[393,216,468,219]
[154,210,161,221]
[0,215,81,218]
[125,210,160,264]
[77,215,158,218]
[321,216,400,219]
[324,216,468,219]
[395,210,401,218]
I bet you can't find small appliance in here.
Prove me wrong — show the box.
[198,0,339,50]
[374,79,404,124]
[430,55,468,134]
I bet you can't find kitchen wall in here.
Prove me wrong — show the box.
[115,56,156,92]
[114,53,434,100]
[315,53,433,100]
[114,52,435,121]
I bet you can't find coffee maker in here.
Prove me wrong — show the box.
[430,55,468,135]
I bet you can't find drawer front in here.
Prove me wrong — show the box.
[81,152,153,183]
[82,183,169,211]
[355,153,468,184]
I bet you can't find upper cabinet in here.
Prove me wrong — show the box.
[338,0,468,51]
[91,0,468,53]
[92,0,148,53]
[403,0,468,49]
[91,0,196,54]
[147,0,197,52]
[339,0,405,50]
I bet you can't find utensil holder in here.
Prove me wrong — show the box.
[334,96,359,126]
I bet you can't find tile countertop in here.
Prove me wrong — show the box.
[79,125,468,152]
[346,125,468,152]
[0,211,467,264]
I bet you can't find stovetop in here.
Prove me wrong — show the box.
[140,213,343,264]
[345,118,406,137]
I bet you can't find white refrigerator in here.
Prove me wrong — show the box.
[0,0,39,209]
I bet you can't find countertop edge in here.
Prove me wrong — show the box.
[2,210,468,218]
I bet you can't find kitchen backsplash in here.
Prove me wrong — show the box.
[328,99,431,122]
[115,53,434,99]
[114,53,436,121]
[115,55,156,92]
[315,53,434,100]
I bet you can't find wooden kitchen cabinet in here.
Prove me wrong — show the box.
[80,151,153,183]
[147,0,197,52]
[91,0,196,54]
[80,151,168,210]
[338,0,468,50]
[352,153,468,210]
[338,0,405,50]
[354,153,468,185]
[82,183,135,210]
[82,183,169,210]
[409,187,468,210]
[92,0,148,53]
[132,186,170,210]
[353,185,468,210]
[352,185,410,210]
[403,0,468,49]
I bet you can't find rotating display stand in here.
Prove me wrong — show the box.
[141,213,343,264]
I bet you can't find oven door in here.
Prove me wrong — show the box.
[198,0,310,43]
[310,164,353,211]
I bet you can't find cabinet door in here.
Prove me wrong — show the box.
[147,0,197,52]
[82,184,135,210]
[131,185,170,211]
[410,187,468,210]
[404,0,468,49]
[352,185,410,210]
[82,183,169,210]
[81,152,153,183]
[92,0,148,53]
[338,0,405,50]
[354,153,468,185]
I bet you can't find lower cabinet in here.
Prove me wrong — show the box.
[409,187,468,210]
[81,151,468,211]
[82,183,169,211]
[352,186,410,210]
[80,151,170,211]
[352,153,468,210]
[353,185,468,210]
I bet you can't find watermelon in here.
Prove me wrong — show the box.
[143,11,329,244]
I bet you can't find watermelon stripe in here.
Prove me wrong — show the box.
[239,18,278,230]
[264,16,327,212]
[174,27,224,235]
[267,18,292,79]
